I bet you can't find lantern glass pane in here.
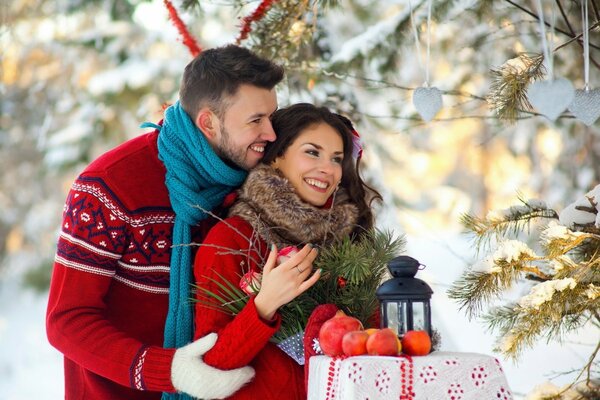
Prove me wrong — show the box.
[412,302,425,331]
[386,301,405,336]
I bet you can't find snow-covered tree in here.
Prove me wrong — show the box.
[449,188,600,399]
[1,0,192,282]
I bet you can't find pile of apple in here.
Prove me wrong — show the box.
[318,310,431,357]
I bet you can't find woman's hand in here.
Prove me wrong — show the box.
[254,244,321,321]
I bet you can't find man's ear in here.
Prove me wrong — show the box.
[196,108,219,140]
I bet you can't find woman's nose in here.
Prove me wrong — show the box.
[318,160,336,175]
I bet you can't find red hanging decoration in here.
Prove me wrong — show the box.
[163,0,202,57]
[236,0,276,44]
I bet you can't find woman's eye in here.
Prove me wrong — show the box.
[306,150,319,157]
[332,157,343,164]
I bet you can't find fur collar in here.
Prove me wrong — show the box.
[229,164,359,247]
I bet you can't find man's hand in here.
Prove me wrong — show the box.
[171,333,255,399]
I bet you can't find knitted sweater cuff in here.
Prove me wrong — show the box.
[140,346,177,392]
[241,297,281,340]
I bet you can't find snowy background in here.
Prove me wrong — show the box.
[2,0,599,399]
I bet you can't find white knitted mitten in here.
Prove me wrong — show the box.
[171,333,255,399]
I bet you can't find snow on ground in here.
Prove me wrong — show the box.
[0,277,63,399]
[0,232,597,399]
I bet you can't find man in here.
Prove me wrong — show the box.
[46,44,317,400]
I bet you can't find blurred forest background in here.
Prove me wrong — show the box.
[2,0,599,398]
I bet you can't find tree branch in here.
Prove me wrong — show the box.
[556,338,600,397]
[555,0,575,37]
[503,0,600,51]
[554,21,600,51]
[552,16,600,71]
[521,265,553,281]
[592,0,600,22]
[511,0,600,71]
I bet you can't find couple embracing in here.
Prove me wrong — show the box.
[46,44,380,400]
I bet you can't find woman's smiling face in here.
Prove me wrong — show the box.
[271,122,344,207]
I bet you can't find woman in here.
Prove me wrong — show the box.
[192,103,380,399]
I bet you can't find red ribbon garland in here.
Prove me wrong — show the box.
[236,0,276,44]
[163,0,202,57]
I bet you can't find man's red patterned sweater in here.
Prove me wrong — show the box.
[46,131,227,400]
[193,216,305,400]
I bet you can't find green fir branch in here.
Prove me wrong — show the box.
[190,229,404,342]
[246,0,315,65]
[310,229,404,327]
[191,271,249,315]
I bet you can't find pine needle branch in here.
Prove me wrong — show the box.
[190,229,403,341]
[461,198,558,252]
[453,186,600,400]
[487,53,545,123]
[191,270,249,315]
[484,292,596,360]
[543,233,599,260]
[448,255,539,318]
[311,229,405,327]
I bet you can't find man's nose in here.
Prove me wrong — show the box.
[261,120,276,142]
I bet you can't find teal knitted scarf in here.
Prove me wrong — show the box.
[144,101,247,400]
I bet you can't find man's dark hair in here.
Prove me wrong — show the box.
[179,44,284,119]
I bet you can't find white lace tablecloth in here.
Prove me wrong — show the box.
[307,352,513,400]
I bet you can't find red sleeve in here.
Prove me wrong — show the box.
[45,182,176,392]
[193,217,280,369]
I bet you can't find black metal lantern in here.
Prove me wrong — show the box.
[376,255,433,337]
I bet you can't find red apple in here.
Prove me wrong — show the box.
[319,311,364,356]
[342,330,370,356]
[366,328,400,356]
[401,330,431,356]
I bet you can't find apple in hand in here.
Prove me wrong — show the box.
[366,328,400,356]
[319,311,364,356]
[342,330,370,356]
[401,330,431,356]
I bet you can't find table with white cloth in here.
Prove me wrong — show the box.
[307,351,513,400]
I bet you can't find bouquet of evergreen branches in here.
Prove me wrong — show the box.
[192,229,405,344]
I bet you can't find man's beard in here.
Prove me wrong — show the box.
[214,125,251,171]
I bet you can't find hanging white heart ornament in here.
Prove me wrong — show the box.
[527,78,575,121]
[568,88,600,126]
[413,86,443,122]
